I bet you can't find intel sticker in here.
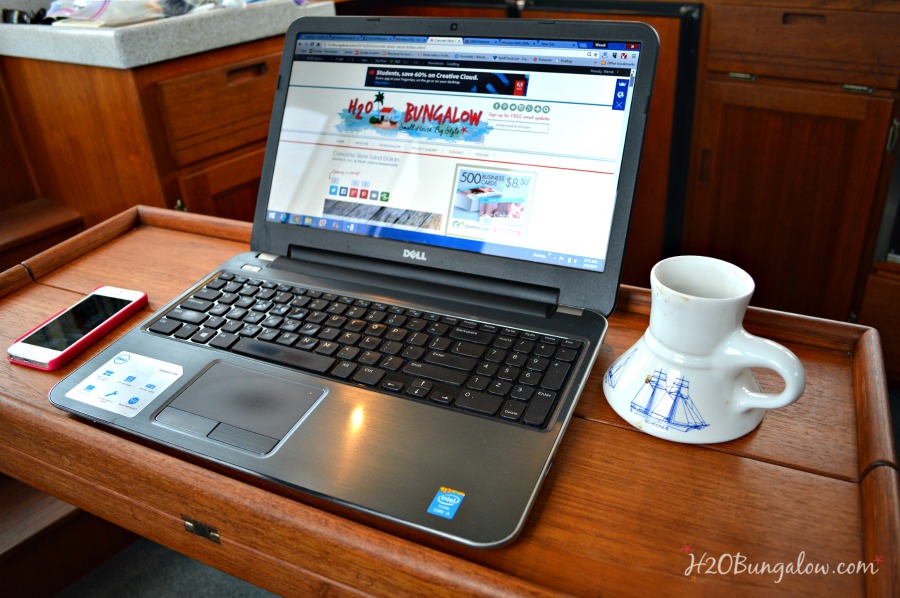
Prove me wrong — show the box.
[427,487,465,520]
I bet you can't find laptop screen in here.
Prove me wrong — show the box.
[264,30,645,274]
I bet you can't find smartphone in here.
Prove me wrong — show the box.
[7,286,148,371]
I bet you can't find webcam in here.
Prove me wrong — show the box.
[450,23,458,30]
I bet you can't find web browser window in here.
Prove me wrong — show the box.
[266,33,643,272]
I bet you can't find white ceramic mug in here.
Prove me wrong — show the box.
[603,255,806,444]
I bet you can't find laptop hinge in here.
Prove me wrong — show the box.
[277,246,561,318]
[556,305,584,317]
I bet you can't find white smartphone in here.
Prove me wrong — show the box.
[7,286,148,371]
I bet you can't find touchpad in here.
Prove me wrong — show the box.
[156,361,326,454]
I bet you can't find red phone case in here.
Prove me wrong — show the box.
[8,288,148,371]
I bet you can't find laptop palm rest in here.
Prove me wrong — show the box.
[156,362,326,454]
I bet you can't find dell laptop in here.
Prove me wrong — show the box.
[50,16,658,547]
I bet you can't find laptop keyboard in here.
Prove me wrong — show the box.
[146,272,583,429]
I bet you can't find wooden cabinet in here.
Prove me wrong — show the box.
[145,45,281,221]
[0,37,282,228]
[684,5,900,320]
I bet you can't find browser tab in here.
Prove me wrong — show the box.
[427,36,463,45]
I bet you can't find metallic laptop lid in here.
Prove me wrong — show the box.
[251,16,659,316]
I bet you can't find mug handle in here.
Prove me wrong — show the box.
[726,329,806,411]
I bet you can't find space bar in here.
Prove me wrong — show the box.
[232,338,335,373]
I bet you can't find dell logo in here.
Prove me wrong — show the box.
[403,249,427,261]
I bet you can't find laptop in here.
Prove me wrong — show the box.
[50,16,658,548]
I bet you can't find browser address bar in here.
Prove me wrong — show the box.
[322,41,428,51]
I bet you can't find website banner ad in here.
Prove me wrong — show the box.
[452,165,534,242]
[365,67,529,96]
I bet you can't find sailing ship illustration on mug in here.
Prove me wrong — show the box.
[605,349,709,434]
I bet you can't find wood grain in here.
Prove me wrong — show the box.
[0,58,167,228]
[0,67,38,211]
[0,264,32,300]
[684,78,895,320]
[0,211,896,596]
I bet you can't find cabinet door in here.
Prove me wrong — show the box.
[685,79,895,320]
[178,147,266,222]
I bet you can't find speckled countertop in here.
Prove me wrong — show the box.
[0,0,335,69]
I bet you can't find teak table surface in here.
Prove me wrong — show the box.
[0,207,897,596]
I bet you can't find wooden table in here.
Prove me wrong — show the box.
[1,206,897,596]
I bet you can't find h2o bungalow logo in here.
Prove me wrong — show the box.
[338,91,492,142]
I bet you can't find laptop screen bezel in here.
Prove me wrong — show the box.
[251,16,659,316]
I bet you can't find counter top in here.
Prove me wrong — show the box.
[0,0,335,69]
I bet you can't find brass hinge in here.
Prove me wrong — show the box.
[181,515,221,543]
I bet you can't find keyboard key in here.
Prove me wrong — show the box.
[315,341,340,356]
[209,332,239,350]
[403,361,468,386]
[336,346,360,361]
[523,390,557,427]
[149,318,181,335]
[534,343,556,358]
[193,288,222,302]
[506,353,528,368]
[353,367,385,386]
[167,307,208,325]
[466,375,490,391]
[407,385,430,398]
[358,351,382,365]
[382,379,404,392]
[449,327,493,344]
[174,324,199,340]
[510,385,534,401]
[519,370,542,386]
[452,341,484,359]
[380,355,404,371]
[424,350,476,372]
[555,347,578,362]
[455,390,503,415]
[431,391,453,404]
[541,361,571,391]
[276,332,299,347]
[487,380,512,396]
[331,361,357,379]
[233,338,335,374]
[257,328,280,342]
[499,400,526,421]
[527,357,550,371]
[190,329,216,344]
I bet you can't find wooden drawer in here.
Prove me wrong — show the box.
[177,145,266,222]
[157,52,280,167]
[707,6,900,89]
